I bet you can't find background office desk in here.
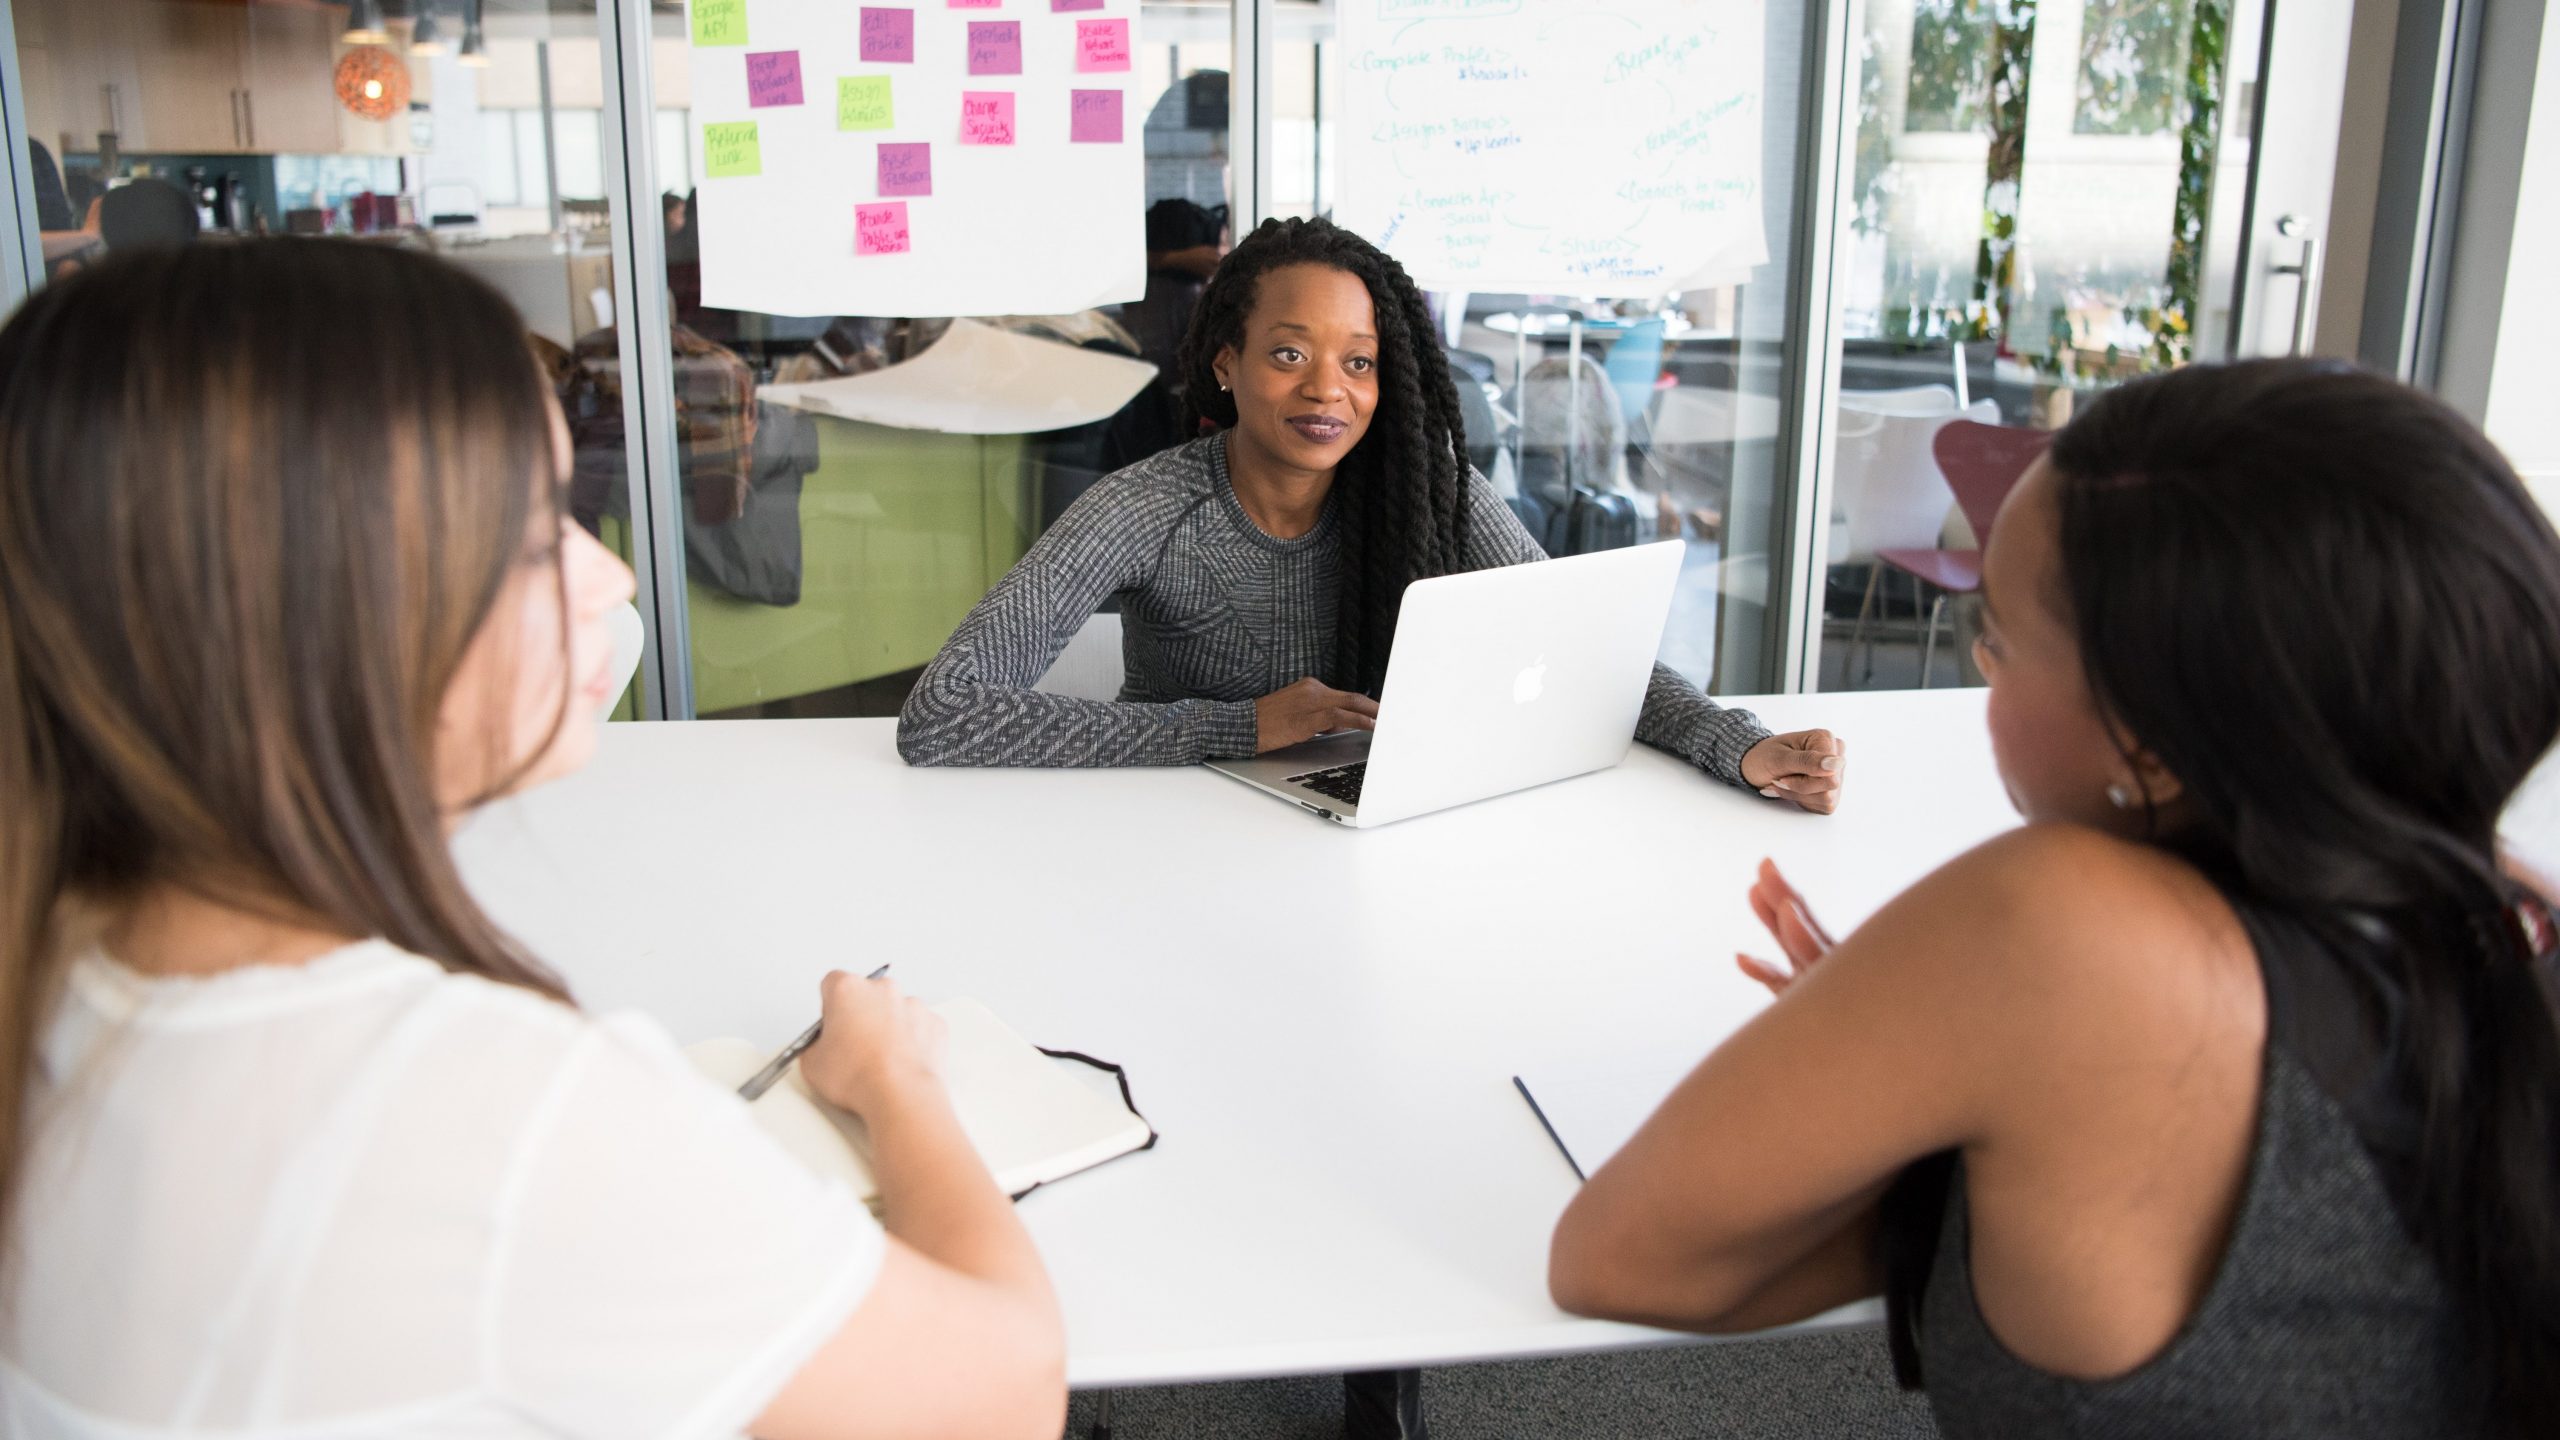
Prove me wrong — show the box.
[452,688,2560,1388]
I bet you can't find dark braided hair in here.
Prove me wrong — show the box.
[1175,217,1471,696]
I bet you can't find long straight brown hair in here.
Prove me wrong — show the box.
[0,240,576,1229]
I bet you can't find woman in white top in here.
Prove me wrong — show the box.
[0,240,1065,1439]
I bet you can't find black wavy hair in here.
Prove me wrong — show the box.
[1174,217,1469,695]
[1889,358,2560,1436]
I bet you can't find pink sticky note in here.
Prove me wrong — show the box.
[1075,18,1130,72]
[959,90,1017,145]
[744,51,803,107]
[1069,89,1123,143]
[951,0,1001,7]
[1052,0,1104,10]
[967,21,1022,75]
[878,141,932,197]
[857,201,911,256]
[860,8,915,63]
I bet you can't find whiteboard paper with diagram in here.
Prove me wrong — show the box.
[1334,0,1771,298]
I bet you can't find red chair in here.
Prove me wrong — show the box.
[1872,420,2052,686]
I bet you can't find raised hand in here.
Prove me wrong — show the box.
[1735,858,1837,997]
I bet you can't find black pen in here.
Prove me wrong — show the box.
[737,963,892,1101]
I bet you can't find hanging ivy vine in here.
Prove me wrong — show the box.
[2142,0,2230,368]
[1967,0,2038,348]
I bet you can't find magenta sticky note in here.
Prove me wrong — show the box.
[1069,89,1123,143]
[967,21,1022,75]
[744,51,804,108]
[860,8,915,63]
[878,142,932,197]
[1075,18,1131,72]
[1052,0,1104,10]
[959,90,1017,145]
[857,201,911,256]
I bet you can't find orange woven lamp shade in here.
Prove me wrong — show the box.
[334,46,411,122]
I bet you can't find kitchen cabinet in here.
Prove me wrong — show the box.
[133,0,244,152]
[244,5,347,155]
[18,0,417,158]
[21,0,154,156]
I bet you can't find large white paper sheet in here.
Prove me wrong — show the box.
[758,318,1157,433]
[686,0,1147,318]
[1335,0,1771,297]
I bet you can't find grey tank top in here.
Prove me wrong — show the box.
[1894,901,2488,1424]
[1909,1042,2474,1439]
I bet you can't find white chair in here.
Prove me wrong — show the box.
[1837,383,1959,417]
[604,600,645,715]
[1032,612,1125,702]
[1829,395,1996,683]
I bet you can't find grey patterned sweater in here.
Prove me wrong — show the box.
[896,431,1771,783]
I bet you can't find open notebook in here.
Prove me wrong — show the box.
[688,999,1154,1209]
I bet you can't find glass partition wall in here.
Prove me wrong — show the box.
[1815,0,2271,691]
[0,0,2340,714]
[3,0,655,711]
[1269,0,1820,698]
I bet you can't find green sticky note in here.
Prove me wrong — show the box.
[692,0,747,46]
[704,122,762,177]
[838,75,894,131]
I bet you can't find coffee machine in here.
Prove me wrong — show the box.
[180,166,254,233]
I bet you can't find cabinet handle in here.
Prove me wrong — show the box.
[231,90,244,149]
[241,91,256,150]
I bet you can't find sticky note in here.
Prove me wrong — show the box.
[691,0,747,45]
[838,75,895,130]
[857,201,912,256]
[860,8,915,63]
[703,121,761,177]
[745,51,803,107]
[951,0,1001,7]
[878,142,932,197]
[1069,89,1123,143]
[1052,0,1104,10]
[967,21,1022,75]
[1075,18,1131,72]
[959,90,1017,145]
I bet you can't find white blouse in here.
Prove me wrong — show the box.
[2,941,884,1438]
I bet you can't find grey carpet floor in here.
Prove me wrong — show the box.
[1063,1325,1941,1439]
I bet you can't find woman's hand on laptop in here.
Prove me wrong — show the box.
[1740,730,1846,814]
[1254,677,1380,752]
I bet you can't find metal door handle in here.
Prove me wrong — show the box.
[2271,214,2322,356]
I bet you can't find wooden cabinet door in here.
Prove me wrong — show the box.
[242,6,345,154]
[133,1,248,153]
[29,0,155,155]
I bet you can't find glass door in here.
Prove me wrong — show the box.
[1811,0,2354,693]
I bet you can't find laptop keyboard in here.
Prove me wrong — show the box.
[1289,761,1367,806]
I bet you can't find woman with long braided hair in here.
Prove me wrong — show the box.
[899,216,1848,815]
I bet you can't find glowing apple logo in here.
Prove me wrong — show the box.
[1512,655,1548,704]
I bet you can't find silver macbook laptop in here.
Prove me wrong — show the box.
[1205,539,1686,828]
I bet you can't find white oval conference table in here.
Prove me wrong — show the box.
[452,688,2560,1389]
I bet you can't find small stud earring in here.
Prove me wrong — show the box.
[1219,382,1230,392]
[2106,783,2135,809]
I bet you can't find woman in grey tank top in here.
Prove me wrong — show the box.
[1547,359,2560,1440]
